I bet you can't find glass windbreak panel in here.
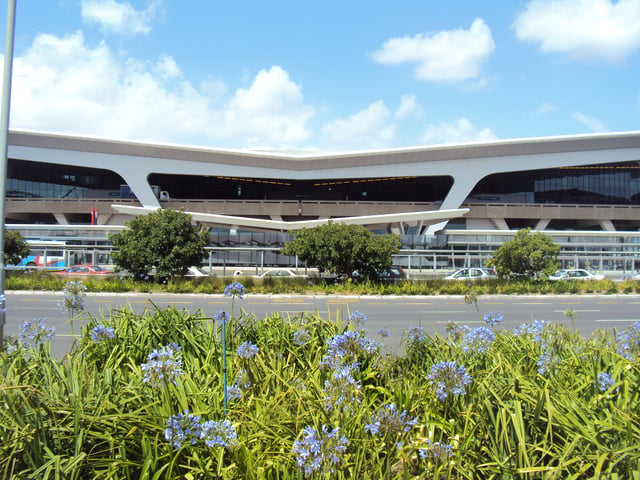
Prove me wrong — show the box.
[470,162,640,205]
[148,173,453,202]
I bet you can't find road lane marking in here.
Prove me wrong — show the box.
[597,302,618,305]
[596,319,639,322]
[515,302,552,305]
[423,310,466,314]
[553,309,600,313]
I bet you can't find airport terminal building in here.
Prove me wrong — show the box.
[6,129,640,234]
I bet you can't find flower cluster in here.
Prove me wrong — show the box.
[141,343,184,387]
[460,326,495,354]
[348,311,367,330]
[293,327,311,347]
[377,327,390,338]
[224,282,246,299]
[364,403,417,441]
[323,364,362,412]
[90,324,115,344]
[18,318,55,348]
[514,319,550,343]
[483,311,504,328]
[59,280,87,315]
[418,439,454,464]
[165,411,237,450]
[427,361,473,401]
[597,372,615,392]
[407,326,426,346]
[536,350,561,375]
[236,340,259,359]
[292,425,348,477]
[616,321,640,360]
[321,330,378,369]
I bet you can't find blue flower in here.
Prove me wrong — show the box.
[597,372,615,392]
[536,349,560,375]
[348,311,367,329]
[427,361,473,401]
[418,439,454,464]
[514,319,550,343]
[141,344,184,387]
[616,321,640,360]
[293,327,311,346]
[237,340,259,359]
[321,330,378,368]
[323,364,362,412]
[224,282,246,298]
[18,318,55,348]
[364,403,417,441]
[58,280,87,315]
[461,326,495,354]
[407,326,426,346]
[377,327,390,338]
[293,425,348,476]
[483,311,503,328]
[90,324,115,344]
[165,411,202,450]
[200,419,238,448]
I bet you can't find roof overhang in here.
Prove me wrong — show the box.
[111,204,469,231]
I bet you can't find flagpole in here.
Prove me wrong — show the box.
[0,0,17,350]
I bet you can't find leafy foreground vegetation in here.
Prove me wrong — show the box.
[6,269,640,296]
[2,289,640,479]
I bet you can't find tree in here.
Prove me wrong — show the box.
[490,228,560,279]
[281,223,401,281]
[110,209,209,281]
[4,229,30,265]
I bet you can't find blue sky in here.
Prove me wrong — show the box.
[1,0,639,151]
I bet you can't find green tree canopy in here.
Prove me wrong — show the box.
[4,229,30,265]
[109,209,209,281]
[281,223,401,281]
[490,228,560,279]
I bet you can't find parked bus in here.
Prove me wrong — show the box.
[16,240,67,269]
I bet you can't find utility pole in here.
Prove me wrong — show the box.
[0,0,17,350]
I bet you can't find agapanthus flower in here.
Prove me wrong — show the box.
[293,425,348,477]
[427,361,473,401]
[483,311,504,328]
[514,319,550,343]
[224,282,245,298]
[227,384,242,402]
[213,311,227,323]
[321,330,378,368]
[58,280,87,315]
[200,419,238,448]
[365,403,417,440]
[597,372,615,392]
[461,326,495,354]
[616,321,640,360]
[165,411,202,450]
[348,311,367,330]
[407,326,426,346]
[18,318,55,348]
[90,324,115,344]
[323,364,362,412]
[293,327,311,346]
[236,340,259,359]
[377,327,390,338]
[536,349,560,375]
[141,343,184,387]
[418,439,454,464]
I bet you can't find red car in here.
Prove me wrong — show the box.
[54,265,113,276]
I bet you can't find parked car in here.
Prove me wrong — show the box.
[54,264,113,276]
[376,267,407,282]
[255,269,308,279]
[444,268,497,281]
[185,266,208,277]
[548,269,605,281]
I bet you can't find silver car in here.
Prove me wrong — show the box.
[444,268,497,281]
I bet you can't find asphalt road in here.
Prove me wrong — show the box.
[4,291,640,358]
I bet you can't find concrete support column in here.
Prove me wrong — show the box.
[53,213,68,224]
[491,218,509,230]
[535,219,551,230]
[599,220,616,231]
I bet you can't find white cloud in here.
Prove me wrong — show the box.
[8,32,315,149]
[395,95,423,119]
[321,101,396,150]
[371,18,495,83]
[533,102,557,115]
[420,118,497,145]
[512,0,640,63]
[573,111,609,132]
[81,0,163,35]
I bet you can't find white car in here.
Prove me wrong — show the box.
[548,269,604,281]
[254,269,308,279]
[444,268,497,281]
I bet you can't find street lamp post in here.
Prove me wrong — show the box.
[0,0,17,350]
